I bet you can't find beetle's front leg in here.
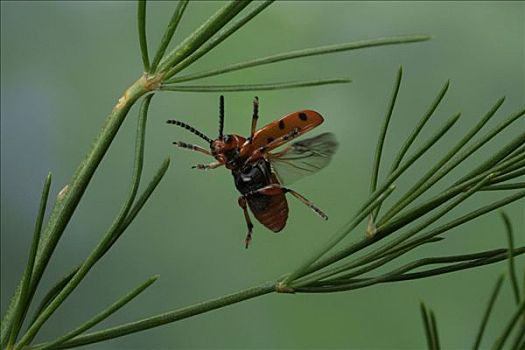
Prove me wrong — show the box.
[191,161,224,170]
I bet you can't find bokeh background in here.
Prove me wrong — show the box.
[1,1,524,349]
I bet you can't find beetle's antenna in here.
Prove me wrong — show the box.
[218,95,225,139]
[166,119,212,144]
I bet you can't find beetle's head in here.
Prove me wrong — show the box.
[211,134,246,168]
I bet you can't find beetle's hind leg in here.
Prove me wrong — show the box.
[238,196,254,248]
[246,184,328,220]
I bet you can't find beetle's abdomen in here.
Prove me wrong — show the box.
[248,192,289,232]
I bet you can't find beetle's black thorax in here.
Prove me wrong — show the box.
[232,159,272,195]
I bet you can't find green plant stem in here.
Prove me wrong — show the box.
[429,311,440,350]
[46,282,276,349]
[150,0,189,72]
[34,276,159,350]
[166,35,431,83]
[282,184,396,286]
[160,78,351,92]
[137,0,150,72]
[389,80,449,173]
[294,173,494,286]
[14,92,154,350]
[500,212,521,304]
[420,303,433,350]
[493,298,525,350]
[293,113,461,280]
[6,174,52,348]
[165,0,274,78]
[1,77,149,348]
[297,247,525,292]
[157,1,251,76]
[370,66,402,199]
[473,274,505,350]
[482,183,525,191]
[378,97,504,226]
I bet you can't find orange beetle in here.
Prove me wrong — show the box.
[167,96,337,248]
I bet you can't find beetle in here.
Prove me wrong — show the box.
[167,96,338,248]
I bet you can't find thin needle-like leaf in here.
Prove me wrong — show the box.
[150,0,189,72]
[166,35,431,83]
[35,276,159,350]
[420,303,433,350]
[493,298,525,350]
[165,0,274,78]
[370,66,402,201]
[389,80,450,173]
[295,247,525,292]
[429,311,440,350]
[6,174,51,347]
[482,182,525,191]
[378,97,505,226]
[297,113,461,279]
[29,269,75,326]
[14,96,155,349]
[473,274,505,350]
[160,78,351,92]
[294,173,495,286]
[156,1,251,74]
[51,283,276,349]
[137,0,150,72]
[283,184,396,286]
[501,212,521,304]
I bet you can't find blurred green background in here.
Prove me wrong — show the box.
[1,1,524,349]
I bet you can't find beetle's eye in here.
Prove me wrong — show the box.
[223,135,232,143]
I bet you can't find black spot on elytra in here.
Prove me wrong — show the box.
[278,120,285,129]
[299,112,308,121]
[267,137,274,143]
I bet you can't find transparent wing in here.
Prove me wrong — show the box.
[269,132,338,185]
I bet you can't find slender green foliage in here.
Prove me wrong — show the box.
[166,35,431,83]
[161,78,351,92]
[420,303,433,349]
[3,2,524,349]
[493,298,525,350]
[138,0,150,72]
[6,174,52,348]
[150,0,189,72]
[472,274,505,350]
[501,212,522,304]
[34,276,159,350]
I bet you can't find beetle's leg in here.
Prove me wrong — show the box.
[246,184,328,220]
[249,96,259,142]
[244,128,300,165]
[192,161,224,170]
[172,141,212,156]
[238,196,254,248]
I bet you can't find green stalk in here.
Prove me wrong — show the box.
[165,0,274,78]
[282,184,396,286]
[472,274,505,350]
[160,78,351,92]
[378,97,504,225]
[157,1,251,76]
[493,298,525,350]
[294,113,461,279]
[500,212,521,304]
[150,0,189,72]
[389,80,449,173]
[137,0,150,72]
[34,276,159,350]
[420,303,433,350]
[14,94,155,349]
[370,66,402,200]
[166,35,431,83]
[6,174,52,348]
[49,283,276,349]
[0,76,149,347]
[429,311,440,350]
